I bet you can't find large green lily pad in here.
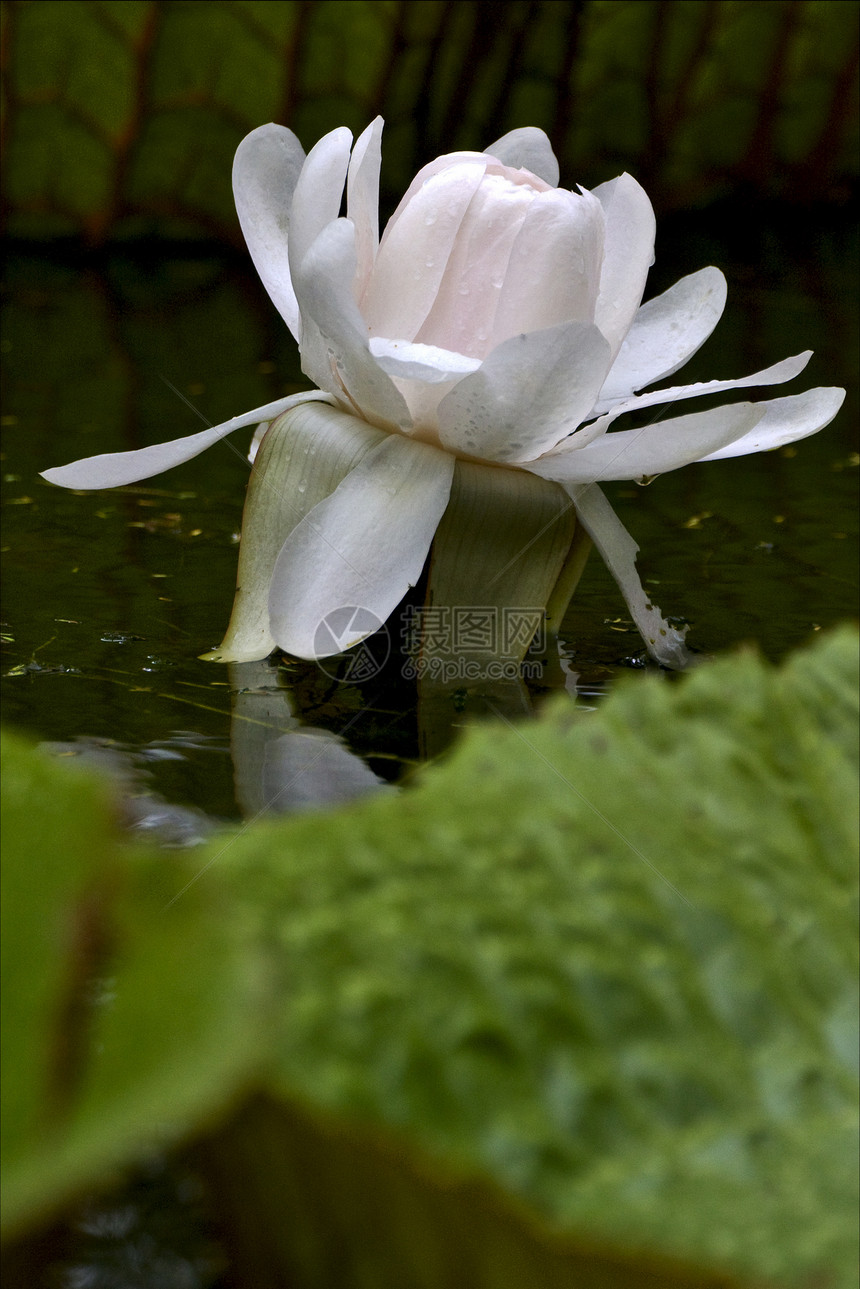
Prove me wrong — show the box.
[3,0,856,241]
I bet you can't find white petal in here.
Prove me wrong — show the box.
[294,218,413,431]
[40,391,332,490]
[483,127,560,187]
[592,173,656,361]
[413,171,543,358]
[233,124,306,340]
[203,402,387,663]
[285,127,355,401]
[361,159,490,343]
[490,187,605,346]
[369,337,481,383]
[269,434,455,659]
[247,422,269,465]
[347,116,383,300]
[377,150,490,238]
[698,387,846,461]
[437,322,612,463]
[287,125,353,279]
[585,351,812,432]
[530,401,765,484]
[596,267,727,405]
[565,483,692,669]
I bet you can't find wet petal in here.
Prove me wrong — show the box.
[414,170,543,358]
[437,322,611,462]
[269,434,455,659]
[425,459,576,665]
[287,125,353,277]
[361,160,490,343]
[483,127,560,186]
[377,150,490,240]
[233,123,306,340]
[697,387,846,460]
[589,351,811,428]
[285,127,354,399]
[592,173,656,361]
[597,267,727,405]
[369,337,481,383]
[203,402,386,663]
[529,401,764,484]
[247,421,269,465]
[294,218,413,431]
[40,391,332,490]
[566,484,692,669]
[346,116,383,300]
[490,188,604,346]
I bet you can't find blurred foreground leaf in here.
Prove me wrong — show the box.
[2,629,858,1287]
[0,730,267,1239]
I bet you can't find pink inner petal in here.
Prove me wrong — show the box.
[491,188,604,347]
[413,172,539,359]
[360,161,489,344]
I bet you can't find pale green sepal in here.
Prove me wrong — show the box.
[202,403,387,663]
[423,461,577,673]
[544,525,593,638]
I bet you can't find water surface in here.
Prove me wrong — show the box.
[2,216,857,823]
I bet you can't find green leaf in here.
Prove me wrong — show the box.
[200,626,858,1288]
[0,730,267,1239]
[191,1093,742,1289]
[1,733,118,1183]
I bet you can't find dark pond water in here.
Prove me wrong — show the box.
[3,214,857,830]
[1,211,857,1288]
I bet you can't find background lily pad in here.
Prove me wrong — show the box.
[2,0,857,243]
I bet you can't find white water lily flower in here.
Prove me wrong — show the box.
[42,119,844,666]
